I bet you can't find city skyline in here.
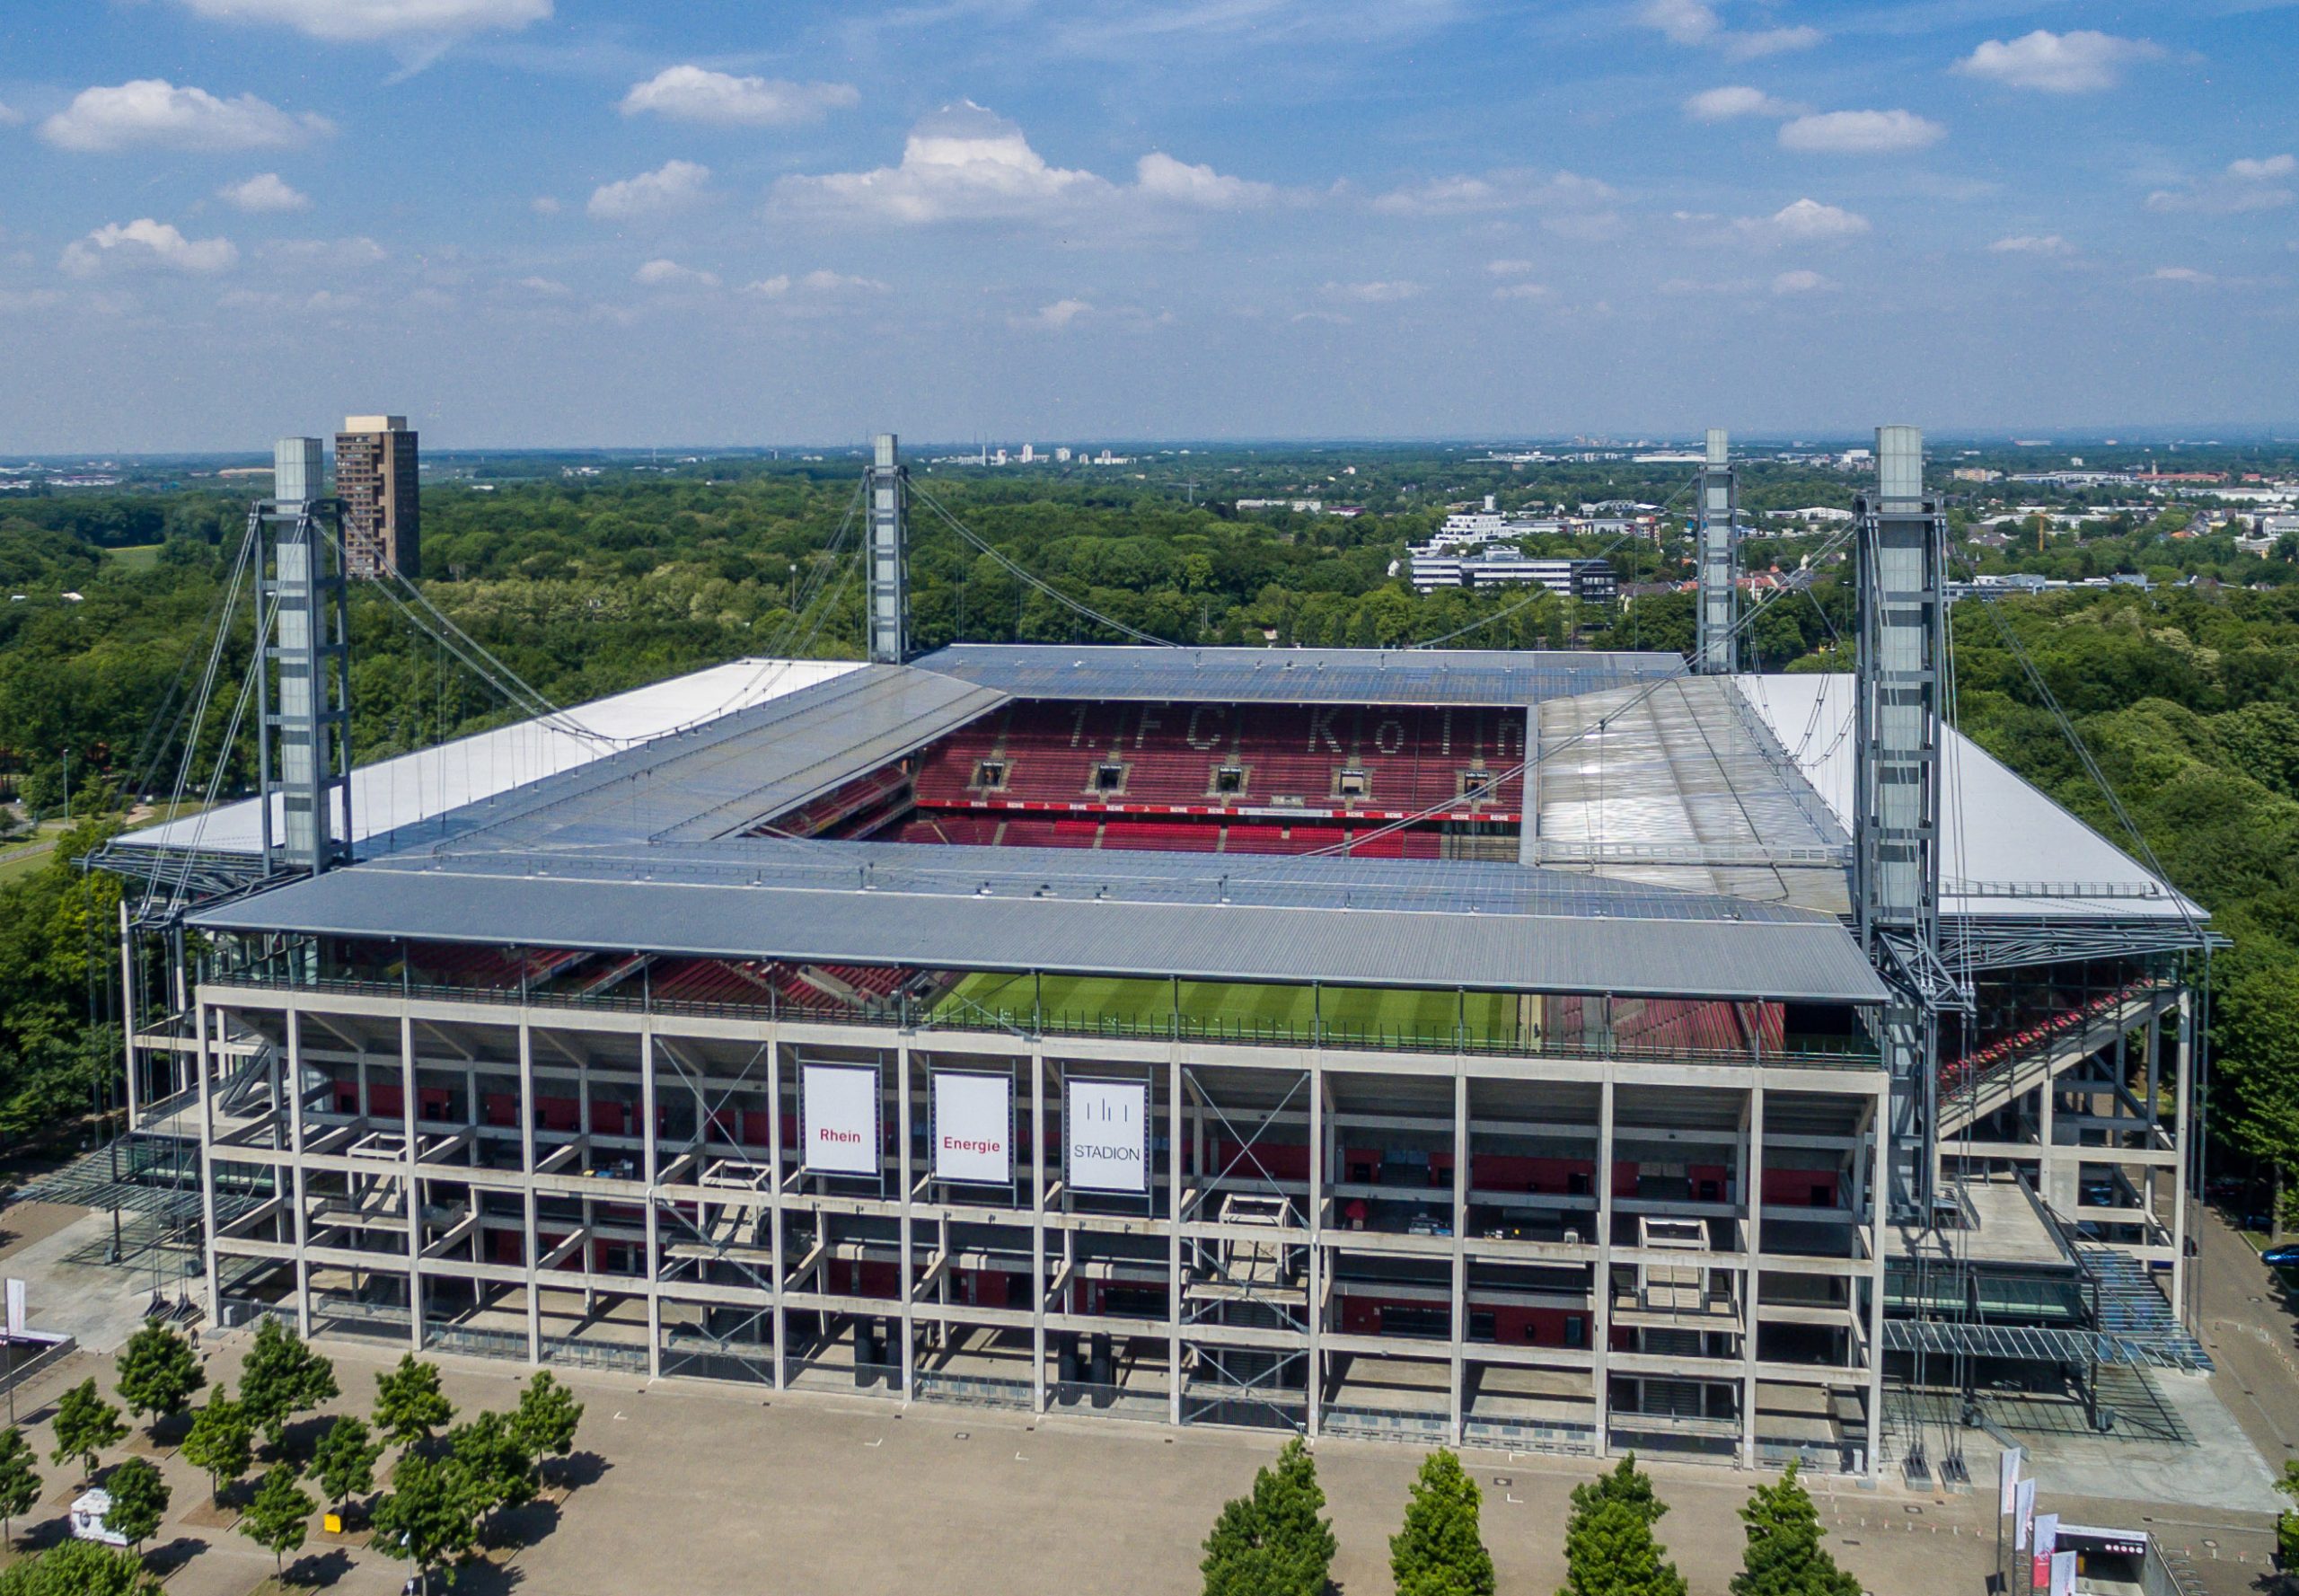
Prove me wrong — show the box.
[2,0,2295,450]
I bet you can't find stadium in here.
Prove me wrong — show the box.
[90,429,2213,1482]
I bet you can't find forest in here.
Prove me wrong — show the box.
[0,454,2294,1208]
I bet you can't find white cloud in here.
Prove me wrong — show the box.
[1989,234,2074,256]
[746,269,890,297]
[1778,110,1944,154]
[0,288,65,313]
[40,80,332,153]
[619,66,858,128]
[2146,155,2295,216]
[1683,85,1797,122]
[172,0,551,42]
[1322,280,1422,303]
[531,196,560,216]
[260,235,386,268]
[1955,31,2162,94]
[517,275,570,295]
[1486,258,1536,276]
[1635,2,1820,58]
[61,218,238,277]
[1726,25,1820,59]
[1771,268,1836,294]
[633,258,718,289]
[2231,154,2297,181]
[588,159,711,222]
[1134,152,1274,210]
[218,172,309,212]
[1737,198,1870,244]
[1492,281,1550,301]
[0,103,22,128]
[2146,266,2214,285]
[773,102,1111,225]
[1370,169,1615,217]
[1012,297,1092,331]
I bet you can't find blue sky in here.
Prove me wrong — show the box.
[2,0,2295,450]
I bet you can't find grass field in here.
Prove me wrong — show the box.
[102,542,163,570]
[935,971,1522,1047]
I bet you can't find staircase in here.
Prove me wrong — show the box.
[1938,987,2174,1136]
[2080,1247,2212,1372]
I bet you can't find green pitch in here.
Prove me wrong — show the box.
[934,971,1521,1048]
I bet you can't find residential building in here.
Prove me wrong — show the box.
[335,415,420,578]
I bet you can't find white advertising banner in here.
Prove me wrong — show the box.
[933,1071,1013,1185]
[1997,1446,2022,1515]
[4,1279,23,1339]
[2048,1550,2075,1596]
[1067,1078,1150,1194]
[802,1062,880,1176]
[2013,1478,2037,1551]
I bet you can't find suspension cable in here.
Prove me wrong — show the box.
[908,480,1181,648]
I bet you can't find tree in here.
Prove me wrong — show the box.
[112,1319,203,1434]
[371,1451,480,1596]
[0,1428,40,1548]
[448,1411,534,1543]
[310,1415,383,1512]
[1732,1462,1857,1596]
[372,1355,454,1448]
[508,1372,583,1487]
[1560,1455,1685,1596]
[0,1537,156,1595]
[1199,1436,1335,1596]
[236,1465,313,1576]
[1390,1449,1494,1596]
[48,1380,126,1483]
[179,1386,252,1505]
[237,1318,338,1451]
[98,1457,167,1556]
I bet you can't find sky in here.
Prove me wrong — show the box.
[1,0,2295,451]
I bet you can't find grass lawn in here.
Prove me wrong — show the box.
[102,542,163,571]
[936,971,1520,1047]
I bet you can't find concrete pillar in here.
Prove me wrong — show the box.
[287,1010,312,1339]
[196,1001,221,1321]
[1593,1075,1616,1453]
[896,1042,915,1402]
[1305,1064,1326,1439]
[1449,1062,1469,1446]
[642,1027,662,1380]
[1740,1084,1766,1468]
[1030,1046,1047,1415]
[767,1041,787,1391]
[519,1021,540,1364]
[1167,1055,1185,1428]
[2171,992,2195,1321]
[401,1012,422,1350]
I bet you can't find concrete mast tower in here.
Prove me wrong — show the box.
[866,433,909,665]
[254,436,355,876]
[1694,427,1739,674]
[1854,424,1952,1219]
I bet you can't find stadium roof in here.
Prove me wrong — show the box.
[192,842,1888,1002]
[156,641,2203,995]
[912,643,1681,706]
[112,657,858,860]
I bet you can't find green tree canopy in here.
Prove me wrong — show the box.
[1732,1463,1857,1596]
[371,1451,480,1596]
[113,1319,203,1431]
[0,1537,157,1596]
[1199,1436,1335,1596]
[236,1318,337,1450]
[98,1456,167,1554]
[179,1386,252,1505]
[1390,1448,1494,1596]
[48,1380,126,1482]
[311,1415,384,1510]
[1560,1455,1685,1596]
[509,1372,583,1485]
[237,1464,314,1575]
[448,1410,534,1542]
[0,1428,39,1548]
[373,1355,456,1448]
